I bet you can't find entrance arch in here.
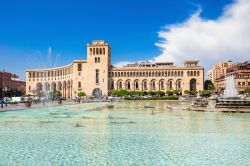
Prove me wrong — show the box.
[190,78,197,91]
[92,88,102,98]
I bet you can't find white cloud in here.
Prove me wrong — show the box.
[113,61,134,67]
[154,0,250,70]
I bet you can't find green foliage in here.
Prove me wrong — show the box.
[204,80,215,90]
[125,96,178,100]
[78,91,86,97]
[201,90,211,97]
[128,91,143,96]
[244,87,250,93]
[155,91,165,97]
[190,90,198,95]
[52,90,62,98]
[173,90,181,95]
[184,90,190,95]
[111,90,128,96]
[148,91,156,96]
[165,90,173,96]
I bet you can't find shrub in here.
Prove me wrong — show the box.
[201,90,211,97]
[190,90,198,96]
[184,90,190,95]
[166,90,173,96]
[78,91,86,97]
[155,91,165,97]
[244,87,250,94]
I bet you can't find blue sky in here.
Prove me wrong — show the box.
[0,0,237,79]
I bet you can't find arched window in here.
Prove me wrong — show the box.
[96,48,99,55]
[143,81,148,90]
[126,81,131,90]
[190,79,196,91]
[90,48,92,55]
[176,80,182,90]
[151,80,156,90]
[118,81,123,90]
[135,81,139,90]
[100,48,102,54]
[78,82,81,88]
[103,48,105,54]
[95,57,97,63]
[111,81,114,90]
[160,80,165,90]
[93,48,96,55]
[168,80,173,90]
[197,71,200,76]
[194,71,196,76]
[98,57,100,63]
[96,69,100,84]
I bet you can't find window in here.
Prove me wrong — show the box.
[95,57,97,63]
[98,57,100,63]
[78,64,82,71]
[96,69,100,84]
[29,86,31,90]
[90,48,92,55]
[78,82,81,88]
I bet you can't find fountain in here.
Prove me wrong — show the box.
[215,75,250,108]
[224,75,238,98]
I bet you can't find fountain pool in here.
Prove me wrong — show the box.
[0,101,250,165]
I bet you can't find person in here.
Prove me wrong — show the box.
[5,102,7,107]
[1,101,3,109]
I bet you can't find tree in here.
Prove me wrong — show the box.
[111,90,128,97]
[78,91,86,97]
[184,90,190,95]
[190,90,198,96]
[173,90,181,95]
[204,80,215,90]
[244,87,250,94]
[155,91,165,97]
[52,90,62,98]
[166,90,173,96]
[201,90,211,97]
[148,91,156,96]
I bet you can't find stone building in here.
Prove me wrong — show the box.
[214,61,250,94]
[26,40,204,98]
[0,71,26,97]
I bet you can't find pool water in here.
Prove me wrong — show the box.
[0,101,250,166]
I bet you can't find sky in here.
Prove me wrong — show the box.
[1,0,249,80]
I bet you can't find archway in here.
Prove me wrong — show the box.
[92,88,102,98]
[190,79,197,91]
[36,82,43,92]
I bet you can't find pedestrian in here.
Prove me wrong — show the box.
[5,102,7,107]
[1,102,3,109]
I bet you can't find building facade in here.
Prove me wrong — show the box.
[0,71,26,97]
[210,61,250,94]
[215,61,250,94]
[26,40,204,98]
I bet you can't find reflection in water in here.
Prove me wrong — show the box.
[0,101,250,165]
